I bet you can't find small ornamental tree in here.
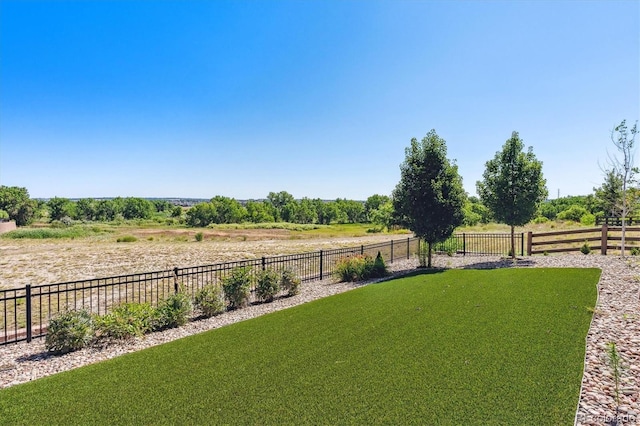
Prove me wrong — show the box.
[477,131,547,258]
[392,130,466,268]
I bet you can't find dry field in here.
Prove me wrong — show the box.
[0,228,401,290]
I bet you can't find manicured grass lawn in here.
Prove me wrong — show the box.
[0,268,599,425]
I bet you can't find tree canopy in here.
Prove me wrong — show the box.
[392,130,466,267]
[477,131,547,257]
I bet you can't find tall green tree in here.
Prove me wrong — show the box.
[477,131,547,258]
[392,130,466,268]
[0,185,37,225]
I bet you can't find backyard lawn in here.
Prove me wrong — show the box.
[0,268,599,425]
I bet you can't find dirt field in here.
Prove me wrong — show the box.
[0,229,399,290]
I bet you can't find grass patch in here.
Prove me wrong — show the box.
[0,268,598,424]
[0,226,102,240]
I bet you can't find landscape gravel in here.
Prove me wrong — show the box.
[1,254,638,425]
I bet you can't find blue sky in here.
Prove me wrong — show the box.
[1,1,638,200]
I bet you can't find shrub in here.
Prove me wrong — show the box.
[580,214,596,226]
[256,269,280,303]
[580,241,591,255]
[335,254,385,282]
[154,292,193,330]
[280,269,301,296]
[194,284,225,317]
[45,309,94,354]
[371,252,388,278]
[222,267,252,310]
[631,247,640,256]
[532,216,549,224]
[94,302,155,341]
[195,232,204,242]
[116,235,137,243]
[557,205,589,222]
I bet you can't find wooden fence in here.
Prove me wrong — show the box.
[527,225,640,255]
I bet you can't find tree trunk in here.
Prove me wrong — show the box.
[427,241,433,268]
[510,225,516,259]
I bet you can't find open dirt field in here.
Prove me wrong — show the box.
[0,229,400,290]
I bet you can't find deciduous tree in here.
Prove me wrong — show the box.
[477,131,547,258]
[393,130,466,268]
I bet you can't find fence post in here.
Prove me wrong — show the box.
[520,233,524,256]
[319,250,323,280]
[25,285,32,343]
[601,224,608,255]
[261,256,266,271]
[463,233,466,256]
[390,240,394,264]
[407,237,410,259]
[527,232,533,256]
[173,267,179,293]
[360,245,364,255]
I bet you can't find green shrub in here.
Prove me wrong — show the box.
[154,292,193,330]
[222,267,252,310]
[0,209,9,220]
[194,284,226,317]
[256,269,280,303]
[371,252,388,278]
[195,232,204,242]
[45,309,94,354]
[557,205,589,222]
[631,247,640,256]
[280,269,301,296]
[335,255,383,282]
[94,302,155,341]
[532,216,549,224]
[116,235,137,243]
[580,214,596,226]
[580,241,591,255]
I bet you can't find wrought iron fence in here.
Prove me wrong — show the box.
[1,233,521,346]
[1,237,421,345]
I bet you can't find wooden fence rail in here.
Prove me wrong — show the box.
[527,225,640,255]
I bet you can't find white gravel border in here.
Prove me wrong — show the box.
[0,254,638,425]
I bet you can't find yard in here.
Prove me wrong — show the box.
[0,268,599,424]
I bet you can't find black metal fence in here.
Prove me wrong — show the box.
[434,233,524,257]
[0,233,522,346]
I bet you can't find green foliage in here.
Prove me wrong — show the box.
[255,269,280,303]
[245,200,275,223]
[0,209,9,220]
[154,292,193,330]
[372,251,388,277]
[477,131,547,257]
[195,232,204,242]
[122,197,155,220]
[45,309,95,354]
[532,216,549,224]
[194,285,226,317]
[393,130,466,268]
[222,267,252,309]
[94,302,156,341]
[594,170,624,218]
[364,194,390,220]
[557,205,588,222]
[580,241,591,255]
[116,235,137,242]
[631,247,640,256]
[48,197,76,221]
[0,185,37,226]
[335,254,387,282]
[0,226,96,239]
[280,269,301,296]
[580,213,596,226]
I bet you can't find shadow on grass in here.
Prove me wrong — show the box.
[461,257,536,270]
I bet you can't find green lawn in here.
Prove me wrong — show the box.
[0,268,599,425]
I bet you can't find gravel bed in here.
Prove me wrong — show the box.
[1,254,638,425]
